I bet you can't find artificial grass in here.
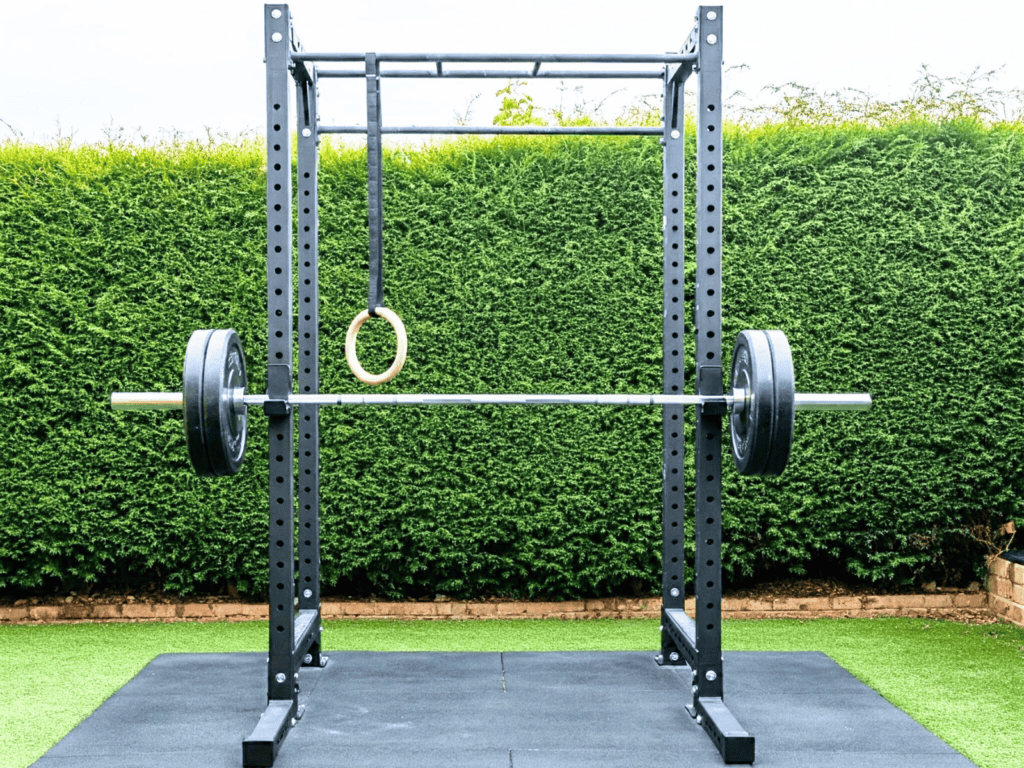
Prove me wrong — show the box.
[1,617,1021,768]
[0,621,268,768]
[726,618,1024,768]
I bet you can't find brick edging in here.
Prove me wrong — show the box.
[987,556,1024,626]
[0,592,990,625]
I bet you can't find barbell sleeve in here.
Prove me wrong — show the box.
[111,392,185,410]
[793,393,872,411]
[112,391,871,411]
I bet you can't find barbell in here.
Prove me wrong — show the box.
[111,329,871,477]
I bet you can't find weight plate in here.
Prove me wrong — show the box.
[763,330,795,476]
[201,329,248,476]
[729,330,775,476]
[183,329,215,476]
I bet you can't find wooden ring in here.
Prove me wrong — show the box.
[344,307,408,386]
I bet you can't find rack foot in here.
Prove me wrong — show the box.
[690,696,755,764]
[242,699,296,767]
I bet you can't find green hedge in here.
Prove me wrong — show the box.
[0,120,1021,598]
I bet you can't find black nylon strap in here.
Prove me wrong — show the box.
[366,53,384,316]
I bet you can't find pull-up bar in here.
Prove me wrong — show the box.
[309,51,691,135]
[318,125,664,135]
[316,69,666,79]
[292,52,698,64]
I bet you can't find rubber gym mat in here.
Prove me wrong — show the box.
[32,651,977,767]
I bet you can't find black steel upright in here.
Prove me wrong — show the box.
[659,7,755,764]
[694,6,725,709]
[692,7,755,762]
[658,54,688,663]
[296,50,325,668]
[243,7,323,767]
[246,3,749,765]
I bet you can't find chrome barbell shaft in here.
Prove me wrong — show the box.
[112,391,871,411]
[259,393,710,406]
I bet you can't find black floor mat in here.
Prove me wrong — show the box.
[33,650,977,767]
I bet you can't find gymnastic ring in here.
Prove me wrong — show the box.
[345,307,408,386]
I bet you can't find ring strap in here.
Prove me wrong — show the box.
[366,53,384,316]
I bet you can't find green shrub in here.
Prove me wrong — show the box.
[0,119,1021,598]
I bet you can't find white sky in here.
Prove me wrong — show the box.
[2,0,1022,144]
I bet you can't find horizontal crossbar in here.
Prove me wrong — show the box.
[292,52,698,64]
[663,607,698,669]
[316,69,665,79]
[318,125,663,135]
[292,609,319,668]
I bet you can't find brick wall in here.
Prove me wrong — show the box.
[0,592,991,624]
[987,556,1024,626]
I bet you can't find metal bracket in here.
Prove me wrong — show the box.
[264,364,292,416]
[698,366,726,415]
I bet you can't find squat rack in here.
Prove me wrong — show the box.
[250,5,748,766]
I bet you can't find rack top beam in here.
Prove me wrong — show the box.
[315,69,666,80]
[292,52,697,64]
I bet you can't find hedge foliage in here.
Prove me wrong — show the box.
[1,119,1022,598]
